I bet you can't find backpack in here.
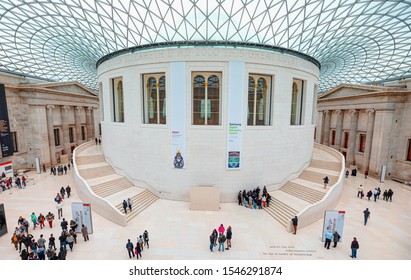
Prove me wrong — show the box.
[31,243,37,250]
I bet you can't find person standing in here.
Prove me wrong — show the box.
[366,190,372,201]
[364,170,368,179]
[126,239,135,259]
[30,212,38,230]
[209,232,215,252]
[324,231,333,249]
[135,243,142,259]
[291,216,298,235]
[46,212,54,228]
[387,189,394,202]
[137,235,144,251]
[332,231,341,248]
[218,233,226,252]
[48,233,56,250]
[66,233,75,252]
[350,237,359,258]
[42,164,46,173]
[37,234,46,249]
[38,213,45,229]
[123,200,128,214]
[226,226,232,249]
[81,224,89,241]
[238,191,243,206]
[373,188,378,202]
[218,224,225,235]
[66,185,71,198]
[143,230,149,249]
[212,229,218,247]
[63,165,67,175]
[363,208,371,226]
[60,187,66,199]
[60,218,68,232]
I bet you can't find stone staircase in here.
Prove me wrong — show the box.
[76,147,158,224]
[115,190,159,223]
[263,148,342,229]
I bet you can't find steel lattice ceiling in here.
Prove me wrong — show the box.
[0,0,410,92]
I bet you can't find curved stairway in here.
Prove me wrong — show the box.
[263,148,342,228]
[76,145,158,224]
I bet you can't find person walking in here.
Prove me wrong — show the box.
[135,243,142,259]
[38,213,45,229]
[57,201,63,219]
[209,232,215,252]
[226,226,232,249]
[212,229,218,247]
[143,230,149,249]
[323,176,329,189]
[46,212,55,228]
[81,224,89,241]
[127,198,133,212]
[357,185,363,198]
[218,233,226,252]
[332,231,341,248]
[60,186,66,199]
[30,212,38,230]
[324,231,333,249]
[48,233,56,250]
[237,191,243,206]
[126,239,135,258]
[350,237,359,258]
[66,185,71,198]
[60,218,68,232]
[122,199,128,214]
[373,188,378,202]
[137,235,144,251]
[66,233,75,252]
[366,190,372,201]
[363,208,371,225]
[291,216,298,235]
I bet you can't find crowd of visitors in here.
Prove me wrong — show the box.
[1,172,29,192]
[125,230,149,259]
[238,186,271,209]
[209,224,232,252]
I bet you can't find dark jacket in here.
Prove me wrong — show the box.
[351,240,359,249]
[333,232,340,242]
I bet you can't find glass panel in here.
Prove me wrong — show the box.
[159,76,166,124]
[117,80,124,122]
[146,77,157,124]
[291,82,298,125]
[193,75,205,125]
[247,77,255,126]
[207,75,220,125]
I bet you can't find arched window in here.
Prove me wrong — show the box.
[247,74,272,126]
[291,79,305,125]
[192,73,221,125]
[143,74,166,124]
[110,77,124,122]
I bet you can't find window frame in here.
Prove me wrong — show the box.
[81,125,86,141]
[290,78,305,126]
[10,131,18,153]
[110,77,124,123]
[142,73,167,124]
[247,74,272,126]
[191,71,222,126]
[69,126,75,143]
[358,133,366,153]
[53,128,61,147]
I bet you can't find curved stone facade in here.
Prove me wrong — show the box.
[97,47,320,201]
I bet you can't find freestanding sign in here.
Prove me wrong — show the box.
[322,210,345,242]
[0,203,8,237]
[0,161,13,177]
[0,84,13,157]
[71,202,93,234]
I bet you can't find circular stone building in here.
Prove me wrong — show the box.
[97,43,320,201]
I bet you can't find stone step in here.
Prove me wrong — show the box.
[126,196,158,223]
[263,196,298,227]
[76,154,105,165]
[299,170,339,186]
[310,159,341,172]
[78,165,116,180]
[281,182,325,204]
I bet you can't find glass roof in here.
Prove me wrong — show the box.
[0,0,410,92]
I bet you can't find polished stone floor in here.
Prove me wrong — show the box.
[0,167,410,260]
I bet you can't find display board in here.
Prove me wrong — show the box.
[0,84,13,157]
[322,210,345,242]
[0,161,13,177]
[71,202,93,234]
[0,203,7,237]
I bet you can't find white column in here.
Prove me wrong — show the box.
[346,109,358,166]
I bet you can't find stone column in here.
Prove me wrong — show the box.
[315,110,325,144]
[61,106,71,157]
[323,110,331,146]
[346,109,358,166]
[46,105,57,164]
[334,110,344,150]
[363,109,375,172]
[86,107,93,141]
[75,106,83,145]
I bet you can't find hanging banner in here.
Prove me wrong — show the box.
[0,84,13,157]
[322,210,345,242]
[226,61,244,169]
[170,62,187,169]
[71,202,93,234]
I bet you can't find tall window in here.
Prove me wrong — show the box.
[359,134,366,152]
[330,130,336,145]
[69,127,74,143]
[247,74,272,126]
[290,79,305,125]
[11,131,18,152]
[143,74,166,124]
[81,125,86,141]
[54,128,61,146]
[192,72,221,125]
[111,78,124,122]
[99,82,104,122]
[343,132,349,148]
[312,84,318,125]
[406,139,411,161]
